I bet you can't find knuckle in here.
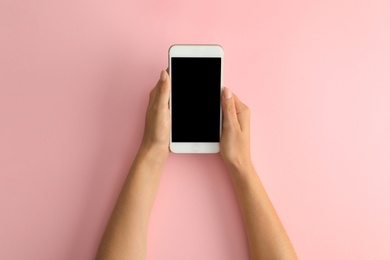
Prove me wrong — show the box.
[160,82,169,92]
[224,101,235,113]
[242,105,251,116]
[149,89,155,99]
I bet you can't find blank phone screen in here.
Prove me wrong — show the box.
[171,57,221,142]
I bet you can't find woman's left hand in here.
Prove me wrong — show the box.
[140,70,171,157]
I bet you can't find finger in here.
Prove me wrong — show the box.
[148,70,168,109]
[222,87,239,128]
[233,94,250,132]
[148,84,158,110]
[155,70,171,108]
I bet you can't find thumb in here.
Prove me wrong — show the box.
[222,87,238,128]
[156,70,171,108]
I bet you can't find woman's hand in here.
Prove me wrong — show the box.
[220,87,252,171]
[96,70,171,260]
[220,89,298,260]
[140,70,171,158]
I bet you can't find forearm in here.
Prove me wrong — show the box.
[228,162,297,260]
[96,145,167,260]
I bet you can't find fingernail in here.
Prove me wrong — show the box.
[160,70,167,81]
[223,87,232,99]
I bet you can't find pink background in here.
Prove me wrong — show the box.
[1,0,390,259]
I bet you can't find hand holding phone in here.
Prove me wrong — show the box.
[140,70,171,157]
[220,88,252,169]
[169,45,224,153]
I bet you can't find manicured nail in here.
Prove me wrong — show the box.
[160,70,167,81]
[223,87,232,99]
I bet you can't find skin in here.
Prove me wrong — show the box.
[220,89,298,260]
[96,70,297,260]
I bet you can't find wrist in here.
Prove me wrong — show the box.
[224,154,253,172]
[225,157,257,183]
[138,142,169,164]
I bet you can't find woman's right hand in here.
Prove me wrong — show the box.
[220,87,252,172]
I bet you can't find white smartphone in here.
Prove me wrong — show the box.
[169,44,224,153]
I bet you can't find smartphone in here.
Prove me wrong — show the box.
[169,44,223,153]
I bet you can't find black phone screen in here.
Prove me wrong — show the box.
[171,57,221,142]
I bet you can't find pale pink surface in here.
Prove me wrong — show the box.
[1,0,390,259]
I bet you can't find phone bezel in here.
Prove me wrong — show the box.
[169,44,224,154]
